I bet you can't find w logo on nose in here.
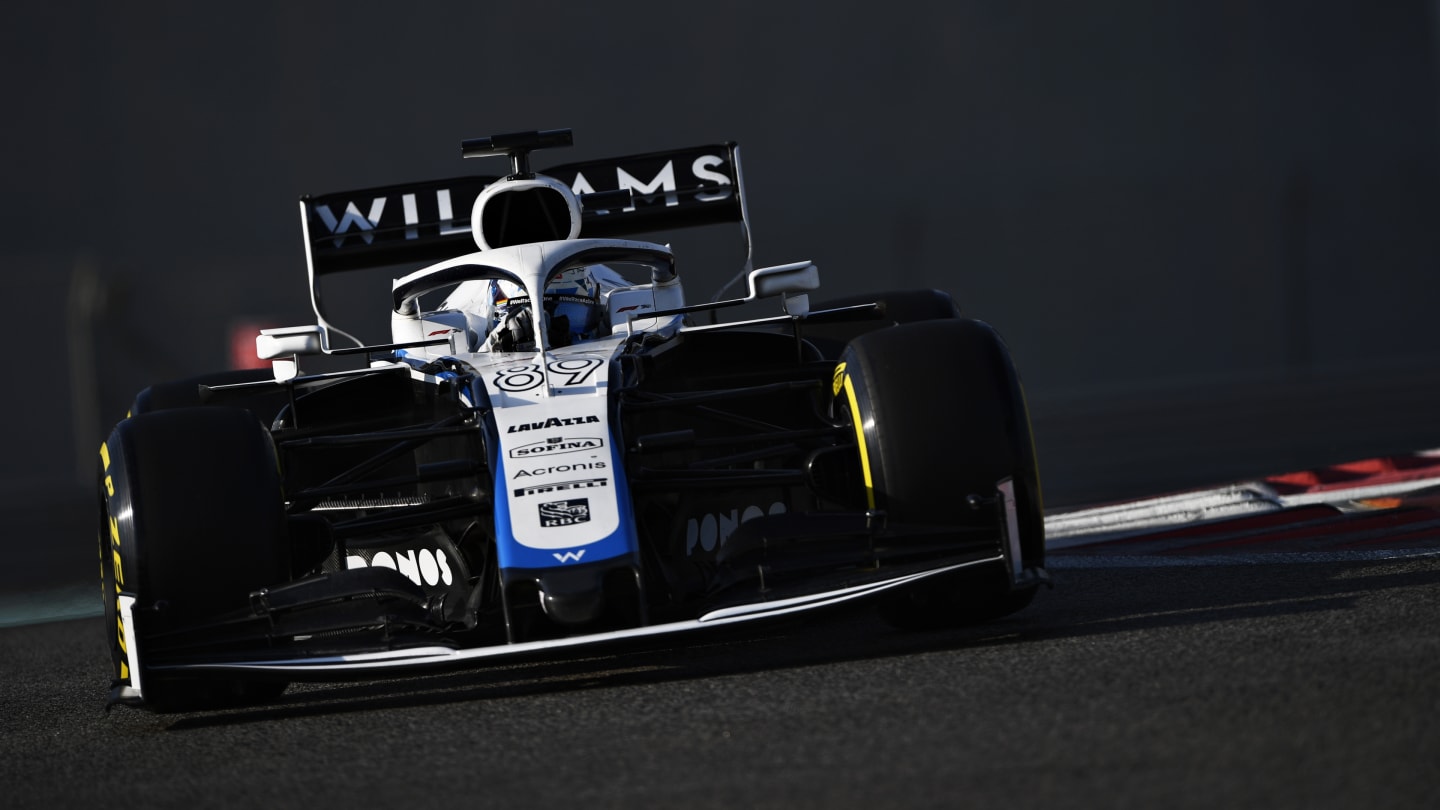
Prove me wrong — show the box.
[552,549,587,564]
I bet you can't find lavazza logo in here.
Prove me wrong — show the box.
[507,416,600,434]
[508,436,604,459]
[539,498,591,528]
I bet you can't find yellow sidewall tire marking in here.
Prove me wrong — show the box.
[835,363,876,511]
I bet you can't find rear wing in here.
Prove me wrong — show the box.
[301,143,749,276]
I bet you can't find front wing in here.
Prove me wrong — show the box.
[143,555,1002,680]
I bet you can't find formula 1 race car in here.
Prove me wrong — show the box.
[98,129,1047,711]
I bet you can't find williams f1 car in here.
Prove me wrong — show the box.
[98,129,1047,711]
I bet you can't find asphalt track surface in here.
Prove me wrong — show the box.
[5,473,1440,807]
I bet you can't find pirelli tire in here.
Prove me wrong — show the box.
[99,406,291,712]
[835,318,1045,628]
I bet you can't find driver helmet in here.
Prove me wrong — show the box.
[486,266,602,350]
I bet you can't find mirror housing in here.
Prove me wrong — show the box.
[633,259,821,325]
[746,261,819,300]
[256,325,324,360]
[256,325,324,382]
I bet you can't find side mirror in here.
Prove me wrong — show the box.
[256,325,324,382]
[639,260,820,325]
[256,325,324,360]
[746,261,820,300]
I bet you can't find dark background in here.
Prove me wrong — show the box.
[6,1,1440,525]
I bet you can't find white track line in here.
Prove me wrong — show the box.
[1044,477,1440,549]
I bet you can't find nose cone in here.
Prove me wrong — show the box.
[534,563,610,627]
[540,586,606,626]
[527,560,643,630]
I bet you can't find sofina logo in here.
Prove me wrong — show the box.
[508,436,604,459]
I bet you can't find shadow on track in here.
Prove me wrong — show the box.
[156,556,1440,731]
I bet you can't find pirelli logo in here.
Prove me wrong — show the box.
[515,478,609,498]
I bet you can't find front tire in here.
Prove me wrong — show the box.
[835,319,1044,628]
[99,407,291,711]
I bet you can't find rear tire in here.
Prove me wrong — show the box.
[99,407,291,711]
[835,319,1044,628]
